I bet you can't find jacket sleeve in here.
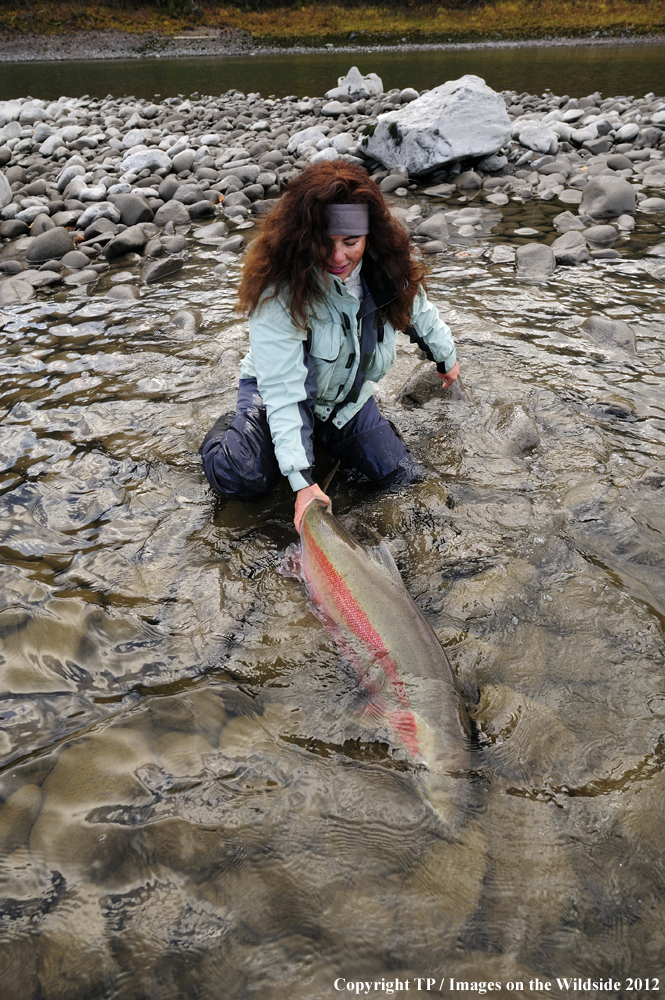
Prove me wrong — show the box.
[404,286,457,374]
[249,295,316,492]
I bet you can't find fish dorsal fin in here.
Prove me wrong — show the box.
[369,540,404,584]
[338,514,403,584]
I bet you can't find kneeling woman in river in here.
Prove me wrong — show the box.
[201,161,460,531]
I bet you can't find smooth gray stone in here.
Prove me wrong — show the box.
[193,221,228,240]
[551,230,590,265]
[217,235,244,253]
[103,224,150,258]
[516,242,556,278]
[590,248,621,258]
[252,199,279,216]
[421,240,447,254]
[169,309,200,336]
[552,210,587,233]
[0,278,35,304]
[581,314,636,353]
[489,244,515,264]
[159,176,180,201]
[109,193,154,227]
[84,217,118,240]
[242,183,265,202]
[223,191,251,208]
[61,250,91,269]
[416,212,449,241]
[172,149,196,173]
[224,205,248,219]
[173,185,206,206]
[122,149,171,174]
[422,182,455,198]
[218,164,261,185]
[63,268,98,285]
[20,268,62,287]
[0,171,14,210]
[161,234,186,253]
[76,201,121,229]
[30,214,55,237]
[379,174,408,194]
[145,236,164,256]
[0,259,23,273]
[0,219,29,238]
[188,200,215,218]
[51,211,81,228]
[143,256,184,283]
[153,201,190,226]
[583,224,618,246]
[455,170,482,191]
[26,226,74,263]
[646,242,665,256]
[606,154,633,171]
[639,197,665,213]
[107,284,140,303]
[0,147,11,167]
[580,176,636,218]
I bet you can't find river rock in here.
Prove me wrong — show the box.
[0,278,36,305]
[363,74,512,175]
[110,193,154,226]
[581,315,637,353]
[552,210,587,233]
[579,177,636,218]
[103,223,150,258]
[639,197,665,213]
[31,213,55,236]
[122,149,172,174]
[188,200,215,218]
[26,226,74,263]
[77,201,121,229]
[107,284,140,303]
[325,66,383,101]
[518,125,559,155]
[0,171,12,210]
[153,201,191,226]
[143,256,184,283]
[551,230,590,265]
[61,250,90,269]
[516,243,556,279]
[415,212,449,241]
[162,234,187,253]
[0,219,28,238]
[583,224,618,247]
[172,148,197,173]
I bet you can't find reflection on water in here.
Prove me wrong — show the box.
[1,183,665,998]
[0,43,664,102]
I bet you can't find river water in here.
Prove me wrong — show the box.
[0,43,664,102]
[1,49,665,1000]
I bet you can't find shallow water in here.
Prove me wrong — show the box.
[1,181,665,998]
[1,43,664,103]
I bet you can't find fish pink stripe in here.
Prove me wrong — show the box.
[303,522,416,722]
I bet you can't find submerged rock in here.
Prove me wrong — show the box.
[515,243,556,279]
[580,315,637,353]
[580,177,636,218]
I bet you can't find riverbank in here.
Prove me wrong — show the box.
[0,1,664,61]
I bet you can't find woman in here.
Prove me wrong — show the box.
[201,161,459,531]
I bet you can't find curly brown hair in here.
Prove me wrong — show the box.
[237,161,426,332]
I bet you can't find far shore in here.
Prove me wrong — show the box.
[0,29,665,66]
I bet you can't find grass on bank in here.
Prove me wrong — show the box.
[1,0,664,46]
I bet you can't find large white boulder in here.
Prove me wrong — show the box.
[325,66,383,101]
[362,74,512,176]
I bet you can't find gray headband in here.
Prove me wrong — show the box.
[326,203,369,236]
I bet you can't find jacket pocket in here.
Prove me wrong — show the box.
[309,320,342,362]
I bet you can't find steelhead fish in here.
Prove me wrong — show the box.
[299,500,471,830]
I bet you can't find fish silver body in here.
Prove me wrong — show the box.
[299,500,471,829]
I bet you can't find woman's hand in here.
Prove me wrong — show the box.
[294,483,330,534]
[437,362,460,390]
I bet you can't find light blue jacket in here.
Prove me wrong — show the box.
[239,268,456,491]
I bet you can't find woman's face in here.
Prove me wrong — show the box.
[327,234,366,280]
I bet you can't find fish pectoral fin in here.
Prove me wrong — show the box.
[372,540,403,584]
